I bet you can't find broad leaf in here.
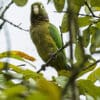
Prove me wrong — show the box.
[88,68,100,83]
[96,22,100,29]
[85,5,91,14]
[12,0,28,6]
[53,0,65,12]
[90,44,96,54]
[0,51,36,67]
[0,50,35,61]
[77,79,100,99]
[26,92,49,100]
[75,41,85,66]
[78,16,91,27]
[61,15,91,33]
[92,7,100,11]
[47,0,51,4]
[61,14,68,33]
[0,61,19,70]
[90,0,100,7]
[54,76,69,88]
[0,74,6,85]
[78,61,96,77]
[91,29,100,48]
[73,0,85,6]
[37,78,60,100]
[4,85,27,97]
[0,61,42,81]
[82,27,90,47]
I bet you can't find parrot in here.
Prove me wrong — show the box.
[30,2,70,71]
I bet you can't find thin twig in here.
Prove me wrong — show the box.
[37,41,70,73]
[0,17,29,32]
[0,1,29,32]
[83,59,100,71]
[0,21,5,29]
[0,7,3,10]
[0,1,13,29]
[54,11,100,18]
[1,1,13,17]
[85,1,95,17]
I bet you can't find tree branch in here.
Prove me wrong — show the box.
[85,1,95,17]
[0,1,13,29]
[37,41,70,73]
[61,59,100,98]
[83,59,100,71]
[0,17,29,32]
[1,1,13,17]
[54,11,100,18]
[61,69,79,99]
[0,1,29,32]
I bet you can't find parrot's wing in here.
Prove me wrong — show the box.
[49,23,62,49]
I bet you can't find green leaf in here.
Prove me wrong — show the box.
[86,95,94,100]
[75,41,85,66]
[90,0,100,7]
[4,85,27,97]
[0,61,42,81]
[53,0,65,12]
[78,60,96,77]
[78,16,91,27]
[61,14,68,33]
[82,26,97,48]
[58,70,71,77]
[90,44,96,54]
[0,50,35,61]
[77,79,100,99]
[26,92,49,100]
[92,7,100,11]
[54,76,69,88]
[0,74,6,85]
[47,0,51,4]
[12,0,28,6]
[0,61,19,70]
[82,28,90,47]
[73,0,85,6]
[37,79,60,100]
[0,51,36,68]
[61,15,91,33]
[91,29,100,48]
[8,64,42,80]
[84,5,91,15]
[96,22,100,29]
[88,68,100,82]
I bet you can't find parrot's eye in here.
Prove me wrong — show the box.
[40,4,44,9]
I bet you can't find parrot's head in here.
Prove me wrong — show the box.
[31,2,49,25]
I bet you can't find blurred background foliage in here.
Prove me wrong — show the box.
[0,0,100,100]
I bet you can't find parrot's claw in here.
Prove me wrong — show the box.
[37,64,46,73]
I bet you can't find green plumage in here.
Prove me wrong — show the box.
[30,2,69,71]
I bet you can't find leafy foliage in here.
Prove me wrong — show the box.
[12,0,28,6]
[0,0,100,100]
[53,0,65,12]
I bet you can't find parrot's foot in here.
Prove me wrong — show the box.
[37,64,46,73]
[49,53,57,60]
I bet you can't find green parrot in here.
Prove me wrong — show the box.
[30,2,70,71]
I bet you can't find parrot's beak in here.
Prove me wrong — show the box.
[33,5,39,15]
